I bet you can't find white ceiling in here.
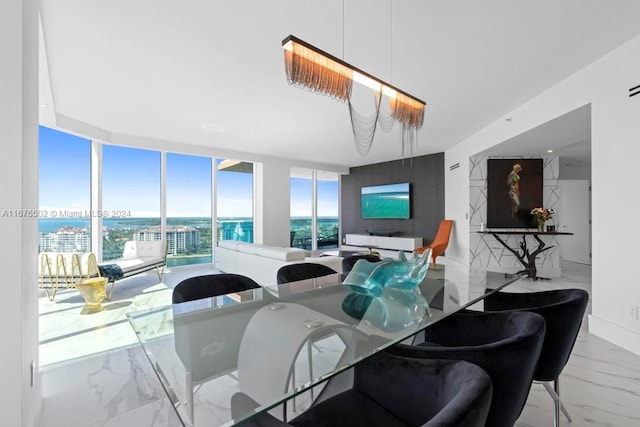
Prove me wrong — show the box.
[480,104,592,168]
[39,0,640,167]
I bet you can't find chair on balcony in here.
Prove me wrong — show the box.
[172,273,260,303]
[484,288,589,426]
[415,219,453,263]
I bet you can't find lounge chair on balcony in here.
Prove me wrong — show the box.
[99,240,167,299]
[39,240,167,301]
[39,252,99,301]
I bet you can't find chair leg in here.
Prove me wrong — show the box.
[156,264,165,280]
[106,279,116,300]
[542,379,572,426]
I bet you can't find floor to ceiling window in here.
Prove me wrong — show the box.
[290,168,340,251]
[316,171,339,250]
[166,153,213,266]
[102,145,161,260]
[290,168,313,249]
[216,158,254,244]
[38,126,91,253]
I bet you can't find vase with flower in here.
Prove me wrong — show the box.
[530,207,555,232]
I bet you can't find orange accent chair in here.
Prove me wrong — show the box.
[415,219,453,263]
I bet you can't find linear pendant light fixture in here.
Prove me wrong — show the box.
[282,35,426,157]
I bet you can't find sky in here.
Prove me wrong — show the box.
[39,126,338,217]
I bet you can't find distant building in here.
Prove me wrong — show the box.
[39,227,91,252]
[216,219,253,243]
[134,226,200,255]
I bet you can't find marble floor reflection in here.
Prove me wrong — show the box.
[38,261,640,426]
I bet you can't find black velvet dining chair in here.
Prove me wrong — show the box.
[172,273,260,303]
[341,254,381,273]
[232,351,493,427]
[483,288,589,426]
[276,263,337,285]
[387,310,546,427]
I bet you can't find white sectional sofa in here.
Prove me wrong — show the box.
[214,240,343,286]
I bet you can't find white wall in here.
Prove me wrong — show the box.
[445,35,640,355]
[0,0,41,425]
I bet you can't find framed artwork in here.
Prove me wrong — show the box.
[486,158,543,228]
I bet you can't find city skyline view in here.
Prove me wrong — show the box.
[38,126,340,265]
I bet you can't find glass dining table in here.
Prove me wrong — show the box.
[127,264,521,426]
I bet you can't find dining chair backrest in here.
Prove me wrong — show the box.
[341,254,381,273]
[387,310,546,427]
[276,263,337,285]
[231,352,493,427]
[484,288,589,381]
[172,273,260,303]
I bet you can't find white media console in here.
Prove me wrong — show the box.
[344,234,423,252]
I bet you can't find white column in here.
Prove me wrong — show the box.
[0,0,41,424]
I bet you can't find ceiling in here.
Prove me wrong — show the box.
[479,104,592,169]
[39,0,640,168]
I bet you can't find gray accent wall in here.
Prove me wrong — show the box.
[341,153,445,244]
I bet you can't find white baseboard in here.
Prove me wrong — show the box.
[589,314,640,356]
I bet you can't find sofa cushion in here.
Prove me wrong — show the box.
[256,245,306,261]
[122,240,165,259]
[236,242,263,254]
[218,240,241,251]
[114,257,164,274]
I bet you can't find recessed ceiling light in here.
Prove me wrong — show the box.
[547,149,553,153]
[40,104,48,108]
[201,123,224,133]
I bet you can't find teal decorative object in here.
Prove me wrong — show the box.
[362,287,430,332]
[341,293,374,319]
[342,249,432,297]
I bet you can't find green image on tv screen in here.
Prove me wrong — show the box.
[361,183,410,219]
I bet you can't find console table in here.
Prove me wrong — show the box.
[345,234,423,252]
[477,231,573,280]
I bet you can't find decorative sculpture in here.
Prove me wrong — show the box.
[342,249,432,297]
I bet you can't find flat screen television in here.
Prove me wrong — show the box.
[361,182,410,219]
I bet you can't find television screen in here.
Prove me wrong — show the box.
[486,159,543,228]
[361,183,410,219]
